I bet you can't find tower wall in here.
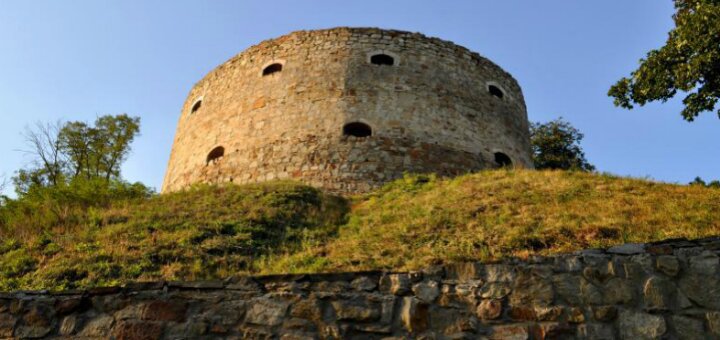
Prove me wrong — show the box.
[162,28,532,194]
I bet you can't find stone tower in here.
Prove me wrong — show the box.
[162,27,533,194]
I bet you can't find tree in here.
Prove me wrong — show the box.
[608,0,720,121]
[530,118,595,171]
[20,121,65,187]
[15,114,141,196]
[690,176,720,188]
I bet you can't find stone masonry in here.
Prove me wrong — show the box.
[162,27,533,194]
[3,237,720,339]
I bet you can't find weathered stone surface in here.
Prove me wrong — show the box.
[161,28,534,195]
[485,264,516,283]
[201,299,247,327]
[350,276,377,291]
[379,274,410,295]
[552,274,582,305]
[679,274,720,309]
[15,305,53,338]
[577,323,615,339]
[591,305,616,321]
[608,243,645,255]
[581,279,604,305]
[0,313,16,337]
[489,324,529,340]
[689,251,720,275]
[113,320,164,340]
[509,306,536,321]
[55,297,85,315]
[477,299,502,320]
[554,255,582,272]
[79,314,114,337]
[531,322,573,339]
[510,269,554,307]
[59,315,80,336]
[672,315,704,340]
[534,306,563,321]
[618,310,666,339]
[479,282,511,299]
[656,255,680,276]
[246,298,290,326]
[225,276,261,291]
[707,312,720,335]
[603,278,634,305]
[141,300,188,322]
[331,299,379,321]
[564,307,583,324]
[290,298,323,321]
[643,276,676,311]
[412,281,439,303]
[400,297,428,334]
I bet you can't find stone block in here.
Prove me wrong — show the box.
[379,273,411,295]
[412,281,440,303]
[671,315,704,340]
[656,255,680,276]
[350,276,377,291]
[400,297,428,334]
[618,310,666,340]
[477,299,503,320]
[510,269,554,307]
[140,300,188,322]
[643,276,676,311]
[0,313,16,338]
[331,299,380,321]
[576,323,615,339]
[489,324,529,340]
[79,314,114,337]
[602,278,635,305]
[246,297,290,326]
[112,320,164,340]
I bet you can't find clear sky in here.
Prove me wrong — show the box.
[1,1,718,194]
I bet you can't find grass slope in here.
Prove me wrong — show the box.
[268,170,720,273]
[1,170,719,290]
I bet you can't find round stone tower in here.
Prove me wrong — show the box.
[162,27,533,194]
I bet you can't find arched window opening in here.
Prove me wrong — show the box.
[494,152,512,167]
[488,85,505,99]
[262,63,283,76]
[206,146,225,165]
[190,100,202,114]
[370,54,395,66]
[343,122,372,138]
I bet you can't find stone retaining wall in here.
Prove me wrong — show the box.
[3,237,720,339]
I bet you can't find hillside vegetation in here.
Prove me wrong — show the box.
[2,170,720,290]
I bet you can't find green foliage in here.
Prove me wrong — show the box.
[690,176,720,188]
[608,0,720,121]
[0,177,153,236]
[15,114,140,196]
[530,118,595,171]
[59,114,140,181]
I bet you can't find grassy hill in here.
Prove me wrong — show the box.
[1,170,719,291]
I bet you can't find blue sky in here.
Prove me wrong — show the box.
[1,1,718,194]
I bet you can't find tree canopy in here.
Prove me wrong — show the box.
[530,118,595,171]
[608,0,720,121]
[15,114,141,196]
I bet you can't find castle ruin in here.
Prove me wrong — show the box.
[162,27,533,194]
